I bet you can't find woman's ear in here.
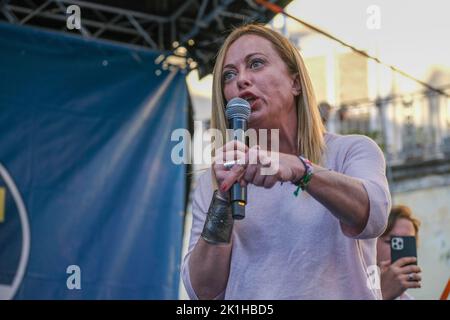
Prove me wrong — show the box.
[291,73,301,96]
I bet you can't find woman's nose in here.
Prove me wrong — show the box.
[236,71,251,90]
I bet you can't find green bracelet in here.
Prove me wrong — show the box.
[293,156,313,196]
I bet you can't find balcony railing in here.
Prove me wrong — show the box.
[326,88,450,165]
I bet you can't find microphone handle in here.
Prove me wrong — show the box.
[230,118,247,220]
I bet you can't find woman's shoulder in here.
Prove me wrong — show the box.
[325,132,379,147]
[323,132,385,168]
[325,132,382,154]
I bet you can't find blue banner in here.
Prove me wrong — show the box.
[0,22,188,299]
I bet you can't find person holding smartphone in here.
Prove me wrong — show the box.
[376,205,422,299]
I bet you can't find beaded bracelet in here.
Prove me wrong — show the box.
[293,156,313,196]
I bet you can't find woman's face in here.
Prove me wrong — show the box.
[377,218,416,263]
[222,34,299,130]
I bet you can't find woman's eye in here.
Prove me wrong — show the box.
[223,70,236,81]
[250,59,264,69]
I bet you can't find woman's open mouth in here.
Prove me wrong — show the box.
[247,97,259,111]
[239,93,260,111]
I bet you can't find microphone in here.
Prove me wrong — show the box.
[225,97,251,220]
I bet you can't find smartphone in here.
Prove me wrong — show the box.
[390,236,417,265]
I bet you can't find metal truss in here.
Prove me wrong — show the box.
[0,0,284,76]
[2,0,170,49]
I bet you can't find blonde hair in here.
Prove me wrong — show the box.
[210,24,326,187]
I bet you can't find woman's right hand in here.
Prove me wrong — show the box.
[212,140,249,199]
[380,257,421,300]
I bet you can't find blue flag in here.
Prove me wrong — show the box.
[0,22,188,299]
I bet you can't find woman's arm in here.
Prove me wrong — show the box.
[188,238,232,300]
[184,141,248,300]
[301,163,369,236]
[220,137,390,238]
[220,148,370,235]
[303,136,390,237]
[189,191,234,300]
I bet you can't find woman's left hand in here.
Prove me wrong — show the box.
[220,146,305,192]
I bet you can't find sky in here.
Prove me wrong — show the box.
[187,0,450,99]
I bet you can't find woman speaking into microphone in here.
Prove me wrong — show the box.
[181,24,391,300]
